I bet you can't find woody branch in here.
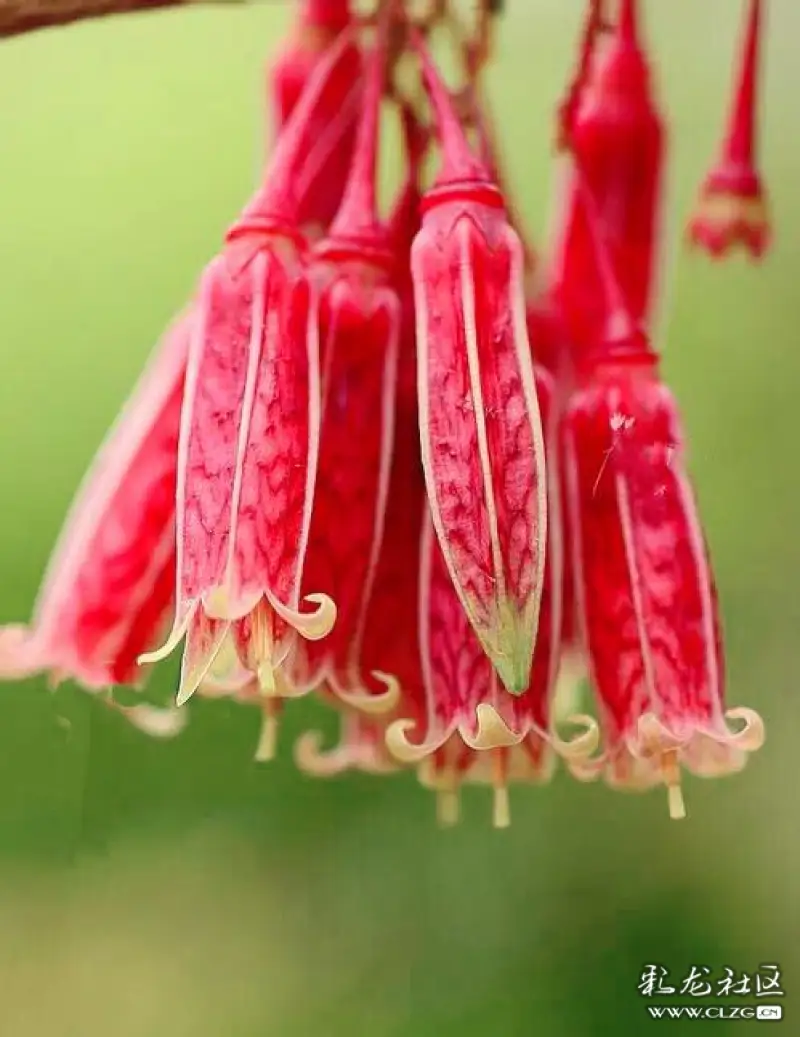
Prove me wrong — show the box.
[0,0,241,39]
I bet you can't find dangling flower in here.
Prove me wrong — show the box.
[410,30,547,694]
[295,100,429,779]
[295,349,426,779]
[525,293,590,724]
[139,35,364,705]
[0,314,192,737]
[385,354,562,829]
[558,179,765,818]
[266,0,363,233]
[289,16,401,715]
[687,0,771,259]
[550,0,665,359]
[386,486,558,829]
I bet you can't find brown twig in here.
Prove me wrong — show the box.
[0,0,242,40]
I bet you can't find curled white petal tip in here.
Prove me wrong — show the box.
[137,610,194,667]
[460,703,524,751]
[294,729,340,777]
[551,713,603,780]
[724,706,765,753]
[385,717,441,764]
[265,590,337,642]
[331,670,401,716]
[294,728,398,777]
[112,702,189,738]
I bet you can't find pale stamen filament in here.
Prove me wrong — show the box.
[492,748,511,829]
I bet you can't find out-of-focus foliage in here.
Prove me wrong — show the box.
[0,2,797,1034]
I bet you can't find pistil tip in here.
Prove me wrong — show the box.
[437,787,461,828]
[492,784,511,829]
[662,749,687,820]
[667,782,687,821]
[255,710,279,762]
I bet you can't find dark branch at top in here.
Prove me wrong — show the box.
[0,0,242,39]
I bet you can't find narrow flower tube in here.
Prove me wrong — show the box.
[0,314,192,737]
[266,0,362,233]
[687,0,770,259]
[410,32,547,694]
[550,0,665,358]
[268,0,353,131]
[556,0,609,151]
[289,25,401,712]
[558,179,765,817]
[139,37,368,704]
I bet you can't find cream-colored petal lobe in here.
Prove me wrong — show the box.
[111,702,189,738]
[551,712,603,781]
[327,669,400,716]
[137,600,199,666]
[264,589,337,641]
[722,707,765,753]
[460,703,525,751]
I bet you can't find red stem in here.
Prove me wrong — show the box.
[409,27,488,185]
[328,5,391,240]
[723,0,763,166]
[301,0,351,30]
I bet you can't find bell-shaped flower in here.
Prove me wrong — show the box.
[288,23,402,715]
[687,0,771,259]
[558,179,765,817]
[139,36,367,704]
[409,31,547,694]
[0,315,192,736]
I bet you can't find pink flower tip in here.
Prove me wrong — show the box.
[687,165,771,260]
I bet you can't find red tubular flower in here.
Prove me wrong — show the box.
[525,295,588,724]
[386,474,557,829]
[266,0,362,233]
[294,104,429,778]
[410,32,547,694]
[558,180,764,818]
[139,35,369,704]
[0,315,192,737]
[550,0,664,358]
[384,357,561,828]
[288,22,401,713]
[295,350,426,779]
[687,0,771,259]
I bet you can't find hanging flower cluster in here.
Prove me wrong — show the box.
[0,0,769,825]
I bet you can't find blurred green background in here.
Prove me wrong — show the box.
[0,1,798,1034]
